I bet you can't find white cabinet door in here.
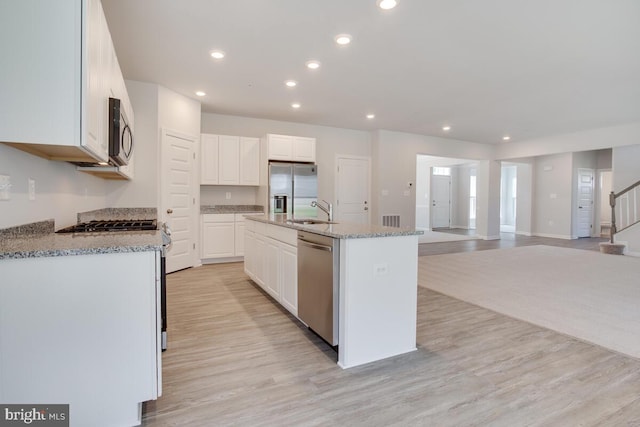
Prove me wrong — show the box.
[264,238,281,299]
[293,136,316,163]
[201,134,220,184]
[85,0,104,160]
[235,221,246,256]
[201,216,235,258]
[240,137,260,185]
[244,230,255,276]
[253,233,267,288]
[267,134,293,161]
[0,0,111,163]
[279,243,298,316]
[219,135,240,185]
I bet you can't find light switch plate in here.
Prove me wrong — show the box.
[0,175,10,201]
[28,178,36,200]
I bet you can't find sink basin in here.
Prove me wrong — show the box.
[287,218,337,225]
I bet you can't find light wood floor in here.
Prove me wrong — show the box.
[143,237,639,426]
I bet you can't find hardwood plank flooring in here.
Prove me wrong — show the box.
[144,239,640,426]
[419,231,606,256]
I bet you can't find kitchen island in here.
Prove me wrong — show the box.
[0,219,163,427]
[243,214,422,369]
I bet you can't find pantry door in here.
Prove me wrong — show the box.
[336,156,370,224]
[161,129,198,273]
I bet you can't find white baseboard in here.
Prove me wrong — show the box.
[478,234,501,241]
[533,233,573,240]
[516,231,532,236]
[201,256,244,265]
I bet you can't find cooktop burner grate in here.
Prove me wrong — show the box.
[56,219,157,233]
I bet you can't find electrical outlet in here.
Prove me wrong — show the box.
[373,263,388,277]
[0,175,10,201]
[28,178,36,200]
[225,192,231,200]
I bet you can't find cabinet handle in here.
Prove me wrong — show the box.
[167,209,173,214]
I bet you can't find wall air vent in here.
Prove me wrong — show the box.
[382,215,400,228]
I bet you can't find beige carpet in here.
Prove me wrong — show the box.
[419,245,640,359]
[418,229,478,244]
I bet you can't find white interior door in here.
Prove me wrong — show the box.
[431,175,451,228]
[336,156,370,224]
[577,168,595,238]
[161,129,197,273]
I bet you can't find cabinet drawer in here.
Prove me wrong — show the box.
[267,224,298,246]
[202,214,235,223]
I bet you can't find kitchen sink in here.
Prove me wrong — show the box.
[287,218,337,225]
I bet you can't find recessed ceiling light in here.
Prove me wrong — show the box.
[291,103,301,109]
[195,91,206,97]
[285,80,297,88]
[366,114,375,119]
[210,50,225,59]
[305,60,321,70]
[442,126,451,131]
[503,136,511,141]
[377,0,398,10]
[335,34,352,45]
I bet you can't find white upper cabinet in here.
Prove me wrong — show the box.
[0,0,123,164]
[200,134,260,186]
[292,136,316,163]
[266,134,316,163]
[200,134,220,185]
[219,135,241,185]
[240,137,260,185]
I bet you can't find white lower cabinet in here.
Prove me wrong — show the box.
[244,221,298,317]
[0,251,161,427]
[279,243,298,316]
[201,214,235,258]
[201,213,263,261]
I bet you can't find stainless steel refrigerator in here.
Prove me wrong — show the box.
[269,162,318,217]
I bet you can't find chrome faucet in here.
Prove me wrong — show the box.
[311,200,333,222]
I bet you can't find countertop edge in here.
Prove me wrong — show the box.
[245,215,423,239]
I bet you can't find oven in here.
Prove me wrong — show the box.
[56,219,170,351]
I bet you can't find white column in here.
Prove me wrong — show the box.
[476,159,501,240]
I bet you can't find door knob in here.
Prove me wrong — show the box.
[167,209,173,214]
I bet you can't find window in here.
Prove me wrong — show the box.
[469,171,476,229]
[433,167,451,176]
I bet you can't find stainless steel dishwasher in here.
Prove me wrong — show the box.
[297,231,340,346]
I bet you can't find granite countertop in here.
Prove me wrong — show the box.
[245,214,423,239]
[201,205,264,214]
[0,218,163,260]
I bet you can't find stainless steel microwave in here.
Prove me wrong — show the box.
[108,97,133,166]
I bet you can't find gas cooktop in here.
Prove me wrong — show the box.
[56,219,157,233]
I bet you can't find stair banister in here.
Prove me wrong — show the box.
[609,178,640,243]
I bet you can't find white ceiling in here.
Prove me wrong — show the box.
[101,0,640,145]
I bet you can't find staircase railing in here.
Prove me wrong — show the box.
[610,179,640,243]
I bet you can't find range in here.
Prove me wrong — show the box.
[56,218,170,351]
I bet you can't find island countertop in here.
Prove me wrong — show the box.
[245,214,423,239]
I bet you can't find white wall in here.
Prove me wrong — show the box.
[515,162,533,235]
[107,81,159,208]
[200,113,371,207]
[0,144,107,229]
[373,130,495,228]
[533,153,573,238]
[107,81,201,210]
[496,122,640,160]
[200,186,259,206]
